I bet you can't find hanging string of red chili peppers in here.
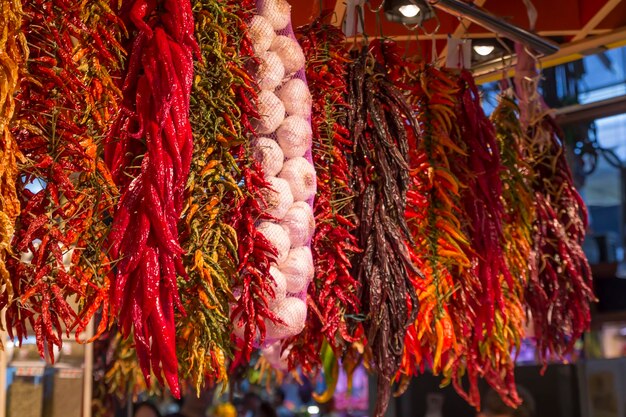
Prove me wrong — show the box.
[445,71,520,407]
[515,47,594,364]
[105,0,198,397]
[1,0,123,359]
[286,17,362,375]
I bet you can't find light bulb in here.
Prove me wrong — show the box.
[307,405,320,415]
[399,4,420,17]
[473,44,495,56]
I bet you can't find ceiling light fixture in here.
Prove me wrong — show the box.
[384,0,432,24]
[431,0,559,56]
[398,4,420,17]
[473,44,495,56]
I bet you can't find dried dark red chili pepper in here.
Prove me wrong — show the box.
[347,46,422,417]
[106,0,198,397]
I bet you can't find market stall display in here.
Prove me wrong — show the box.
[0,1,597,417]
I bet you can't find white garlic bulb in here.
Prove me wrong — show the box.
[266,297,307,339]
[277,79,312,118]
[281,201,315,247]
[276,116,312,159]
[270,36,305,74]
[257,221,291,264]
[258,51,285,91]
[261,177,293,219]
[259,0,291,31]
[248,15,276,55]
[278,157,316,202]
[269,266,287,306]
[255,90,285,134]
[254,137,284,177]
[280,246,314,293]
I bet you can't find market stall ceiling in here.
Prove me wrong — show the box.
[289,0,626,82]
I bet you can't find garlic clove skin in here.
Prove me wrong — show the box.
[259,0,291,31]
[266,297,307,339]
[248,15,275,55]
[261,342,290,372]
[258,51,285,91]
[281,201,315,247]
[279,246,314,293]
[254,137,284,177]
[254,90,285,134]
[261,177,293,220]
[276,116,312,159]
[257,221,291,264]
[270,36,305,75]
[276,79,312,118]
[278,157,316,202]
[269,266,287,306]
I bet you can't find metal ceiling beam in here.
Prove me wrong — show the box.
[437,0,488,62]
[572,0,623,41]
[342,29,611,42]
[556,94,626,125]
[473,26,626,84]
[430,0,559,55]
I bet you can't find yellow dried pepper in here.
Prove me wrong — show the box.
[0,0,26,305]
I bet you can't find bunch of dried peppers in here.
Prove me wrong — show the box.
[440,71,521,407]
[105,0,198,397]
[490,91,534,377]
[0,0,25,314]
[395,63,466,389]
[347,45,422,417]
[515,49,594,364]
[177,0,258,392]
[2,0,123,359]
[287,17,362,376]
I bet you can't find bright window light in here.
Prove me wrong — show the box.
[473,45,495,56]
[399,4,420,17]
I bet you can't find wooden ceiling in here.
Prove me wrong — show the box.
[288,0,626,82]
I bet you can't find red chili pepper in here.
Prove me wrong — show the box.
[104,0,197,397]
